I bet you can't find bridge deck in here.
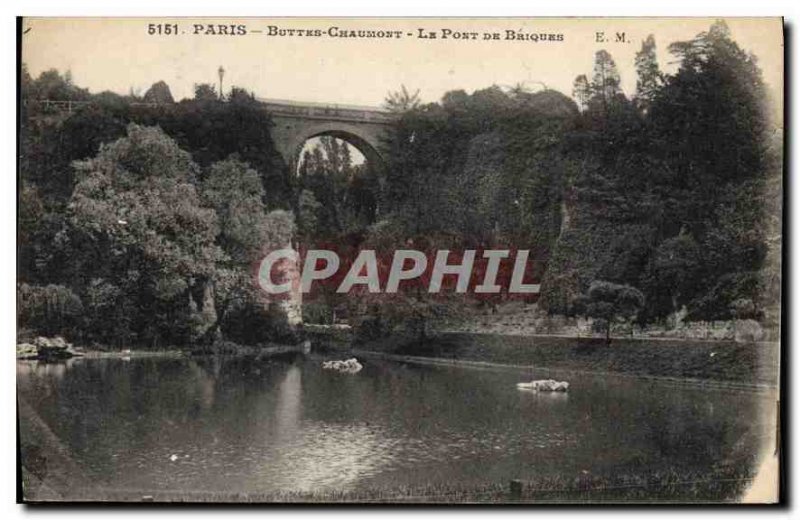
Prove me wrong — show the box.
[23,98,395,124]
[258,98,394,124]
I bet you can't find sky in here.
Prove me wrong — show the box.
[21,17,783,116]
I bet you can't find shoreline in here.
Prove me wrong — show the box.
[16,345,778,392]
[441,329,779,347]
[351,350,778,393]
[325,331,780,388]
[18,330,780,389]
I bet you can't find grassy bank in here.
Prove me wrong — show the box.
[355,333,779,387]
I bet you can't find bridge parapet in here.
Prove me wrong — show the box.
[23,98,397,125]
[258,98,396,124]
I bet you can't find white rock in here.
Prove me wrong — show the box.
[517,379,569,392]
[322,358,363,374]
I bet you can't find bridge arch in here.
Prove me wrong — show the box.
[262,99,394,172]
[284,122,385,173]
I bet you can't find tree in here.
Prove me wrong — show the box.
[383,84,421,113]
[194,83,218,101]
[200,156,301,344]
[17,283,83,338]
[572,74,591,111]
[142,81,174,104]
[590,50,622,111]
[651,19,767,205]
[634,35,662,111]
[156,94,291,208]
[202,156,270,263]
[65,124,223,346]
[296,189,322,240]
[646,20,771,319]
[298,136,377,236]
[229,86,256,104]
[571,281,644,345]
[209,208,298,346]
[24,68,90,101]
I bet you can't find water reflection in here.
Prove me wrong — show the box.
[517,387,570,402]
[17,355,776,497]
[17,359,75,381]
[275,365,302,442]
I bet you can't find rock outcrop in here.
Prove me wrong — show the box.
[17,336,81,360]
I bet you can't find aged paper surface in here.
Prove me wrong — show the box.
[18,17,782,504]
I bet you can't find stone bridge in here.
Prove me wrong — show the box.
[24,98,397,171]
[259,98,396,170]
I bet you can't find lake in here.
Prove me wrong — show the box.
[17,353,776,501]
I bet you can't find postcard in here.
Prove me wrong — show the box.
[17,17,783,504]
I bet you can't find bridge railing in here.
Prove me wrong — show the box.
[22,98,397,123]
[260,101,395,123]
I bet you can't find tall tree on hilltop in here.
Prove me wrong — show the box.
[590,50,622,111]
[649,19,768,234]
[634,35,662,111]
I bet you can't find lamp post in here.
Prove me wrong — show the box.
[218,66,225,100]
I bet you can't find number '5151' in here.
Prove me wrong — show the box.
[148,24,179,35]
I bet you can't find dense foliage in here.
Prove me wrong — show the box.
[541,22,778,327]
[19,72,295,348]
[369,21,778,335]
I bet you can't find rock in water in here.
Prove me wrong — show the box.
[517,379,569,392]
[322,358,363,374]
